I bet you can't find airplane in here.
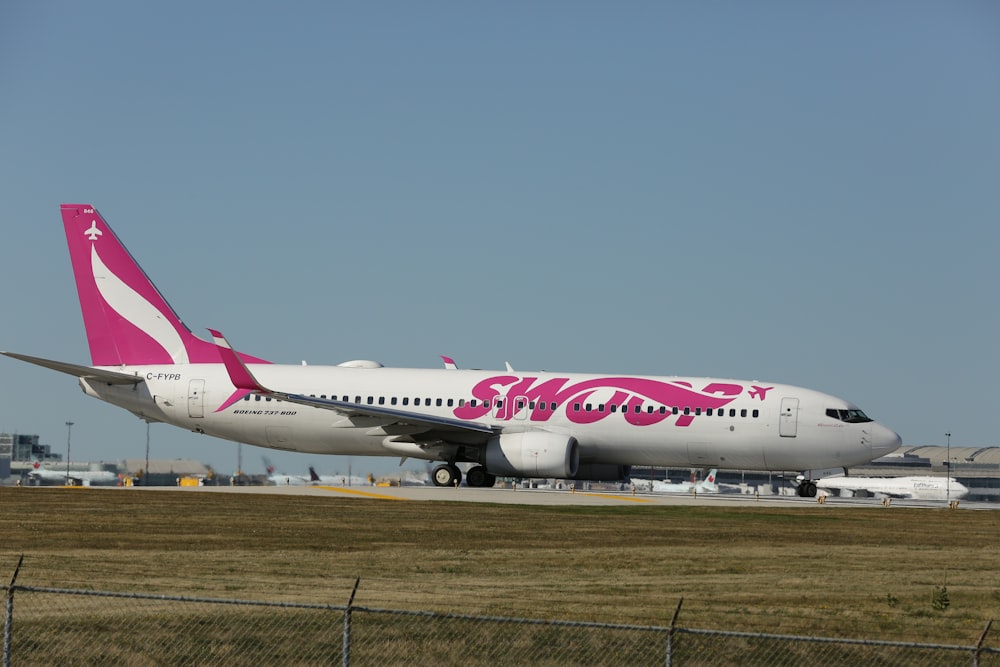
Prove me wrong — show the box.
[263,456,371,486]
[262,456,311,486]
[633,469,720,494]
[27,460,118,486]
[307,466,372,487]
[1,204,902,492]
[815,475,969,501]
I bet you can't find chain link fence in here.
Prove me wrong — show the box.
[3,581,997,665]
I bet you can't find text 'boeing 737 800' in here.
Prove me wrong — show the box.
[0,205,902,493]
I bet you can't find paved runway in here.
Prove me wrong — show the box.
[133,483,997,509]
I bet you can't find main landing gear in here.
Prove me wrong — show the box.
[797,480,818,497]
[465,466,497,488]
[432,464,461,487]
[431,464,497,488]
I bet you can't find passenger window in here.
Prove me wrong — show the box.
[402,397,409,406]
[740,409,747,418]
[436,398,443,407]
[391,397,397,405]
[752,409,759,418]
[706,408,713,416]
[367,397,374,405]
[574,403,581,412]
[683,407,690,415]
[585,404,592,412]
[447,398,454,407]
[414,398,421,406]
[378,397,385,405]
[695,407,701,415]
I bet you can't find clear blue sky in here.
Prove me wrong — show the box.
[1,2,997,476]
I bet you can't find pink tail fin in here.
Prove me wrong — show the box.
[61,204,265,366]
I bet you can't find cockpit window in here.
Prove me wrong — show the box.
[825,408,873,423]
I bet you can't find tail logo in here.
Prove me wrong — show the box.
[89,245,190,364]
[84,221,103,241]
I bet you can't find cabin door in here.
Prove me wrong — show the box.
[779,397,798,437]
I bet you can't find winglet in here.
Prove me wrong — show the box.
[441,355,458,370]
[208,329,267,392]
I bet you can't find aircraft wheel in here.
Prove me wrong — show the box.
[432,464,456,487]
[801,481,817,498]
[466,466,497,488]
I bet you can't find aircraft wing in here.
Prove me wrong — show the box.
[1,352,144,384]
[209,330,496,439]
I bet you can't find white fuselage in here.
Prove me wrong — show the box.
[817,476,968,500]
[28,467,118,486]
[81,363,901,472]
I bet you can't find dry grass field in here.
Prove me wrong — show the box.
[1,487,998,645]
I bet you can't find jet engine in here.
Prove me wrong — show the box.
[484,432,579,479]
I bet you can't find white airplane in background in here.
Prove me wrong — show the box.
[816,475,969,501]
[1,204,901,492]
[27,461,118,486]
[262,457,310,486]
[632,469,721,494]
[307,466,371,486]
[263,457,371,486]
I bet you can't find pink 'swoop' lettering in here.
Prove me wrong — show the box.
[453,376,747,427]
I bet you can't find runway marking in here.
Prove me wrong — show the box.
[314,486,408,500]
[579,493,654,503]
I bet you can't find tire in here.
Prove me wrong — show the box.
[466,466,488,488]
[432,464,455,487]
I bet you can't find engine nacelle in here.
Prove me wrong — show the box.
[570,464,632,482]
[485,432,579,478]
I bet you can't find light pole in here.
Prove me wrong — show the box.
[145,421,151,487]
[65,421,74,483]
[945,432,951,503]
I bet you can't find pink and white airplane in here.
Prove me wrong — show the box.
[1,204,901,491]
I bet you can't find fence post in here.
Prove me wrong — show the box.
[973,618,993,667]
[343,577,360,667]
[3,554,24,667]
[665,597,683,667]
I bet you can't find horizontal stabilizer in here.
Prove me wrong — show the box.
[0,351,143,384]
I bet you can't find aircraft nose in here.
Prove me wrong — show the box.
[870,422,902,458]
